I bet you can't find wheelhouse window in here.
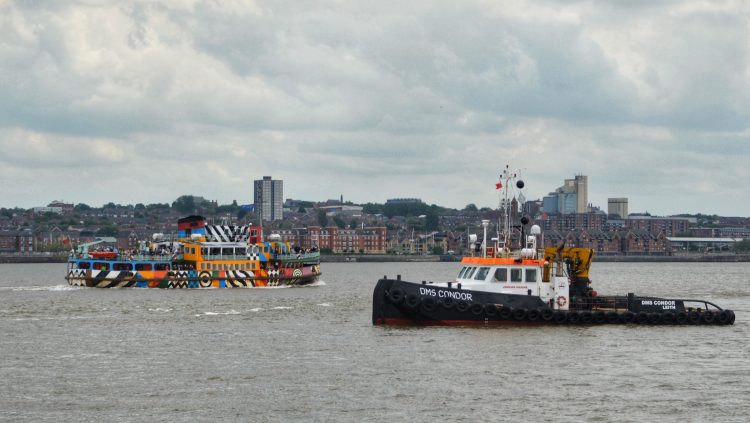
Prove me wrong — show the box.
[77,261,90,270]
[457,266,469,278]
[135,263,152,271]
[525,269,537,283]
[493,268,507,282]
[155,263,170,271]
[94,262,109,270]
[474,267,490,281]
[510,268,522,282]
[465,267,477,279]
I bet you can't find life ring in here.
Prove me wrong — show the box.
[556,296,567,307]
[199,271,212,288]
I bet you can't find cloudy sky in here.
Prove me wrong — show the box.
[1,0,749,216]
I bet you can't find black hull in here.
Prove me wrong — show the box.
[372,277,736,326]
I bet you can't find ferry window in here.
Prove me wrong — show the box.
[236,248,246,256]
[94,262,109,270]
[155,263,170,271]
[113,263,132,271]
[252,263,256,270]
[78,261,90,270]
[202,248,208,256]
[135,263,152,271]
[475,267,490,280]
[493,268,507,282]
[465,267,477,279]
[222,248,233,256]
[511,269,522,282]
[212,264,217,270]
[525,269,537,283]
[211,248,220,256]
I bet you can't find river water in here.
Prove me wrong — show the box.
[0,262,748,422]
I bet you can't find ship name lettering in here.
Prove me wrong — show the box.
[419,287,437,297]
[436,290,473,301]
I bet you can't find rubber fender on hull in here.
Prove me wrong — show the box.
[421,297,438,312]
[527,309,542,321]
[498,306,513,320]
[404,293,420,309]
[456,301,470,312]
[512,308,528,321]
[441,298,455,309]
[387,288,405,305]
[485,304,499,317]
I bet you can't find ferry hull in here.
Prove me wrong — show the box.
[372,278,736,326]
[66,268,321,288]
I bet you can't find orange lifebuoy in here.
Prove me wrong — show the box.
[556,296,567,307]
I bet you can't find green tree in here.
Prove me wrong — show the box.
[172,195,196,214]
[464,203,478,212]
[431,246,444,255]
[733,240,750,252]
[317,209,328,227]
[333,216,346,228]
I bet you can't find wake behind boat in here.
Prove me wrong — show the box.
[372,166,735,326]
[66,215,321,288]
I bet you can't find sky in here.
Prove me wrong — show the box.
[1,0,749,216]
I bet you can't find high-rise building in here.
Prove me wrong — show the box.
[254,176,283,222]
[542,174,588,214]
[608,198,628,219]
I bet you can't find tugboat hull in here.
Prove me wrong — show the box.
[373,277,736,326]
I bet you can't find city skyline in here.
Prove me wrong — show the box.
[1,2,748,216]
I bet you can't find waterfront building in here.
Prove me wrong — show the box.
[608,198,628,219]
[254,176,283,222]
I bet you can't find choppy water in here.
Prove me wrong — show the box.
[1,262,748,422]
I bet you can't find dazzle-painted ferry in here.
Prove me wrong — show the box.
[373,166,735,326]
[66,215,321,288]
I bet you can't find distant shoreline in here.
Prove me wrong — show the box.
[2,253,749,264]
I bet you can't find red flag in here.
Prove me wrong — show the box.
[495,182,503,190]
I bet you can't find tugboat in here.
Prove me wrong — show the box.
[372,166,736,326]
[66,215,321,288]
